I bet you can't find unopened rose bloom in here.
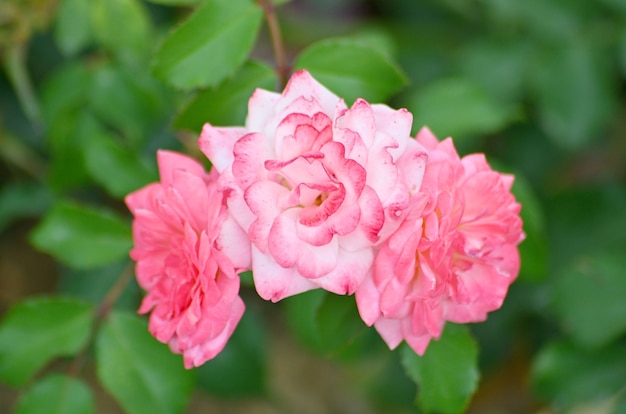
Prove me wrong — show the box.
[356,128,524,355]
[199,70,427,301]
[125,150,250,368]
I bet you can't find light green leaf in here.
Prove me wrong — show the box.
[30,201,132,269]
[530,40,617,149]
[152,0,263,89]
[531,341,626,409]
[0,298,93,386]
[91,0,151,56]
[96,312,195,414]
[54,0,93,56]
[14,374,94,414]
[174,60,277,132]
[408,77,517,139]
[552,252,626,349]
[293,38,408,103]
[84,131,157,198]
[401,323,479,414]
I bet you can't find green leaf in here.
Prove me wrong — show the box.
[152,0,263,89]
[196,304,267,398]
[0,182,53,233]
[54,0,94,56]
[407,77,517,139]
[88,63,170,145]
[293,37,408,103]
[530,40,618,149]
[284,290,368,357]
[174,60,277,132]
[510,171,547,281]
[531,341,626,409]
[145,0,201,4]
[284,289,326,351]
[14,374,94,414]
[96,312,195,414]
[552,252,626,349]
[30,201,132,269]
[401,323,479,414]
[57,261,140,312]
[0,298,93,386]
[91,0,151,56]
[40,62,91,127]
[84,131,157,198]
[458,37,529,103]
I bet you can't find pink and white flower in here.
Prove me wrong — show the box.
[355,128,524,355]
[125,150,250,368]
[199,70,427,302]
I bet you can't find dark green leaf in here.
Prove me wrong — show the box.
[284,290,368,357]
[88,63,170,145]
[91,0,151,56]
[314,293,367,356]
[14,374,94,414]
[84,130,157,198]
[401,323,479,414]
[46,110,97,191]
[96,312,195,414]
[510,171,547,281]
[530,41,618,149]
[145,0,201,4]
[196,304,267,398]
[458,37,529,103]
[552,252,626,349]
[284,289,326,351]
[54,0,93,56]
[152,0,263,89]
[30,201,132,269]
[407,77,517,139]
[0,182,54,233]
[0,298,93,386]
[531,341,626,409]
[174,60,277,132]
[293,38,408,103]
[57,261,140,312]
[40,62,91,127]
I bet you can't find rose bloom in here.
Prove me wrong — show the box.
[125,150,250,368]
[356,128,524,355]
[199,70,427,302]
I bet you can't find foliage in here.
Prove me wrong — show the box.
[0,0,624,413]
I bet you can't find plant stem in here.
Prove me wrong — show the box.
[67,263,135,377]
[0,129,46,179]
[257,0,289,88]
[3,44,43,131]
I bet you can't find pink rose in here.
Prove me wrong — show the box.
[356,128,524,355]
[199,70,427,302]
[125,150,250,368]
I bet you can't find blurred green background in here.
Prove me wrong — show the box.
[0,0,625,413]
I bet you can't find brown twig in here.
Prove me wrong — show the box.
[67,263,135,378]
[257,0,289,88]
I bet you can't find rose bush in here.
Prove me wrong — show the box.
[199,70,428,302]
[356,128,524,354]
[125,150,250,368]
